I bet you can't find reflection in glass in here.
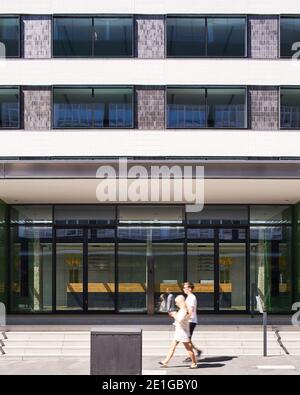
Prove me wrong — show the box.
[0,88,19,128]
[207,88,246,128]
[153,243,184,313]
[11,205,52,225]
[56,240,83,310]
[207,18,246,57]
[118,206,183,224]
[118,243,147,312]
[53,87,133,128]
[0,17,19,57]
[250,226,292,313]
[167,88,246,128]
[54,205,116,225]
[88,243,115,310]
[280,18,300,58]
[53,17,93,57]
[94,18,133,57]
[167,17,206,57]
[219,242,246,310]
[187,243,214,310]
[11,227,52,312]
[281,88,300,129]
[167,88,206,128]
[187,205,248,225]
[250,205,292,225]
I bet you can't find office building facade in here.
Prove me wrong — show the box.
[0,1,300,314]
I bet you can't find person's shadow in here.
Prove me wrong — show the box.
[199,356,237,363]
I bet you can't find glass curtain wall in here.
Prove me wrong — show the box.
[7,204,295,314]
[187,229,215,310]
[250,206,293,313]
[10,206,53,313]
[0,202,7,307]
[294,203,300,304]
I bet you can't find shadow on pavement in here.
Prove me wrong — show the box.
[167,363,225,369]
[199,356,237,363]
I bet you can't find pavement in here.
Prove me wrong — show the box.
[0,314,299,375]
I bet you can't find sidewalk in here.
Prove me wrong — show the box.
[4,313,297,331]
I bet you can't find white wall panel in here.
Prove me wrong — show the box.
[0,59,299,86]
[0,131,300,157]
[0,0,300,15]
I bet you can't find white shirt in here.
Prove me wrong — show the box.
[185,294,198,324]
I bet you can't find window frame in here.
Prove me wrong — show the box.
[52,85,135,130]
[0,85,21,130]
[166,15,247,59]
[280,86,300,130]
[165,85,248,129]
[0,15,21,59]
[279,15,300,59]
[52,15,134,58]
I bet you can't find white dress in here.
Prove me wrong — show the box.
[173,308,190,342]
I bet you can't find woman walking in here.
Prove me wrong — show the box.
[158,295,197,369]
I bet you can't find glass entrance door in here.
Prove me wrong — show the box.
[55,227,116,312]
[117,226,185,313]
[56,228,84,311]
[187,227,248,312]
[218,228,247,311]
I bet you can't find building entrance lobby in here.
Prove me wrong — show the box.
[5,204,296,314]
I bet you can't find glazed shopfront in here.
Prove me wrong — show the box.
[1,204,299,314]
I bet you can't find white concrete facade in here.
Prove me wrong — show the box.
[0,59,299,86]
[0,131,299,158]
[0,0,300,15]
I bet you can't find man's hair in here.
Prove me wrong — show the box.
[184,282,194,290]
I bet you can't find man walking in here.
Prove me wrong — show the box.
[182,282,202,362]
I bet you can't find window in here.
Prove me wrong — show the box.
[94,18,133,57]
[167,16,246,58]
[167,87,246,128]
[10,226,53,312]
[53,87,133,128]
[0,87,19,128]
[53,16,133,57]
[207,88,246,128]
[0,17,19,58]
[281,88,300,129]
[280,17,300,58]
[53,17,93,57]
[167,17,206,57]
[207,18,246,57]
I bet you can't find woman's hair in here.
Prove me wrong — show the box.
[175,294,187,309]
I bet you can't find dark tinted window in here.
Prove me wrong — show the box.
[0,17,19,57]
[53,17,93,57]
[207,88,246,128]
[167,88,206,128]
[281,88,300,128]
[280,18,300,58]
[207,18,246,57]
[167,17,205,57]
[94,18,133,57]
[167,87,246,128]
[0,87,19,128]
[53,87,133,128]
